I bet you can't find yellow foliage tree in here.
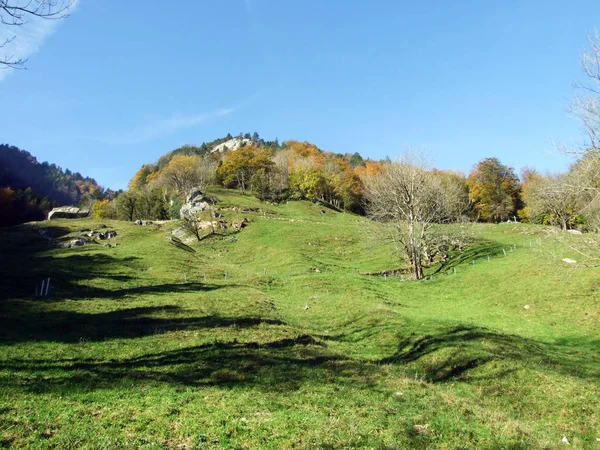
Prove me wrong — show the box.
[162,154,202,195]
[217,145,274,192]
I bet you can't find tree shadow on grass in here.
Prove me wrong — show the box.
[378,325,600,383]
[1,321,598,396]
[0,332,371,394]
[0,303,275,343]
[0,251,145,300]
[433,241,505,274]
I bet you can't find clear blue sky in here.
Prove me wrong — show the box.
[2,0,600,189]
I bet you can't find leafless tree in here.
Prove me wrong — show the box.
[199,155,218,188]
[364,155,459,280]
[1,0,74,68]
[565,31,600,232]
[570,151,600,231]
[525,173,579,231]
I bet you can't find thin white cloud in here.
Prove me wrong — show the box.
[0,0,79,82]
[100,107,238,145]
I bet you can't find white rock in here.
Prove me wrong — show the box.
[211,137,253,153]
[562,258,577,264]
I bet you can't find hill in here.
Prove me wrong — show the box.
[0,188,598,448]
[0,144,113,226]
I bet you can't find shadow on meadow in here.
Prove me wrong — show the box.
[433,241,506,274]
[0,331,363,394]
[1,320,598,395]
[378,325,600,382]
[0,250,144,300]
[0,302,274,343]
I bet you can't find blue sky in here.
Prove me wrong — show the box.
[2,0,600,189]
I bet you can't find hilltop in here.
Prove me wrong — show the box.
[211,136,253,153]
[0,187,598,448]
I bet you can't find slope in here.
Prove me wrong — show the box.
[0,188,598,449]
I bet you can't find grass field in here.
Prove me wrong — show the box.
[0,188,599,449]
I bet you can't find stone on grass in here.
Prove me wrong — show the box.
[180,187,211,220]
[48,206,89,220]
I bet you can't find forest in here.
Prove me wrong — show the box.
[0,144,116,226]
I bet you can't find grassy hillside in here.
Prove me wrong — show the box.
[0,188,598,449]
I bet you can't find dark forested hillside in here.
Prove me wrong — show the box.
[0,144,113,226]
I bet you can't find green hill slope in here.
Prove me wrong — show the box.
[0,189,598,449]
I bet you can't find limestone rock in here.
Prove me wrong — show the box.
[180,187,211,220]
[98,230,117,240]
[48,207,89,220]
[62,238,86,248]
[231,218,249,231]
[211,137,253,153]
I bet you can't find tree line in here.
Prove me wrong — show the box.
[0,144,116,226]
[109,134,598,231]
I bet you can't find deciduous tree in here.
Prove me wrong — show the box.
[467,158,520,222]
[217,145,274,192]
[365,155,453,280]
[162,154,202,195]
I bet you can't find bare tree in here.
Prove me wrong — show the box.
[570,151,600,231]
[525,173,579,231]
[1,0,74,68]
[565,31,600,232]
[364,155,456,280]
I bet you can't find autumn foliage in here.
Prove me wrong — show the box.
[467,158,521,222]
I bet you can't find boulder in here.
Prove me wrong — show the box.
[48,207,89,220]
[180,187,211,220]
[98,230,117,240]
[62,238,86,248]
[231,218,249,231]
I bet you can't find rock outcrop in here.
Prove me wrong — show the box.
[180,188,211,220]
[211,137,253,153]
[48,207,89,220]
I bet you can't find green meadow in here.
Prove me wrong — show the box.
[0,188,598,449]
